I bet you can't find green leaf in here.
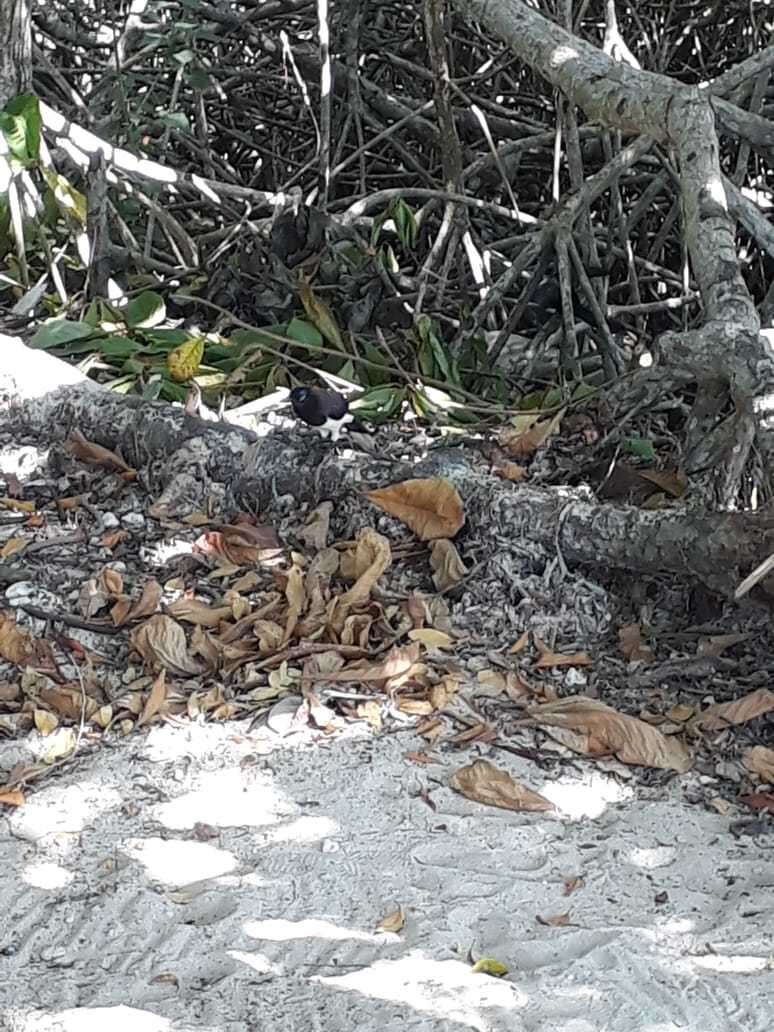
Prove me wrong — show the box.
[29,319,95,349]
[471,958,508,977]
[125,291,166,329]
[353,386,405,422]
[623,436,656,461]
[96,336,140,361]
[159,112,190,132]
[0,95,41,164]
[286,317,323,350]
[391,199,417,251]
[138,327,191,352]
[187,68,212,90]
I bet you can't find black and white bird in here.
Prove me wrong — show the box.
[289,386,354,441]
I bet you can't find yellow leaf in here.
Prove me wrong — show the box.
[471,958,509,977]
[1,536,30,558]
[34,708,59,735]
[366,478,464,540]
[298,282,344,349]
[376,907,405,933]
[407,628,453,649]
[167,337,205,382]
[0,498,34,513]
[498,409,563,458]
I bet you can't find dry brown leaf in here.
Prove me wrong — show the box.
[532,696,692,772]
[298,502,333,551]
[0,789,25,807]
[330,531,391,631]
[321,643,421,687]
[430,539,467,590]
[536,911,572,927]
[190,624,221,672]
[366,478,465,541]
[618,623,654,662]
[65,429,133,472]
[743,746,774,784]
[447,723,497,745]
[696,633,749,657]
[138,670,169,726]
[99,568,123,596]
[167,598,232,628]
[111,579,163,626]
[450,759,556,813]
[0,612,37,665]
[510,630,530,654]
[397,698,434,716]
[493,461,528,482]
[408,628,453,649]
[1,536,30,558]
[357,699,383,731]
[39,685,97,722]
[194,522,283,566]
[405,592,427,628]
[283,564,306,642]
[376,907,405,933]
[232,570,260,593]
[404,751,435,765]
[498,409,563,459]
[699,689,774,731]
[740,792,774,813]
[637,468,687,498]
[101,529,131,549]
[534,637,592,669]
[129,614,202,676]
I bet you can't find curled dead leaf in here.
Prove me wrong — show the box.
[366,478,464,541]
[698,689,774,731]
[450,759,556,813]
[129,614,203,676]
[534,637,592,669]
[743,746,774,784]
[376,907,405,934]
[498,409,563,459]
[532,696,692,772]
[430,539,467,591]
[65,429,134,473]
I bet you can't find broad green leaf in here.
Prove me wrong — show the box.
[623,436,656,461]
[30,319,95,349]
[0,95,41,164]
[159,112,190,132]
[286,317,323,349]
[125,291,166,329]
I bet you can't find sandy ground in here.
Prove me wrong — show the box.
[1,717,773,1032]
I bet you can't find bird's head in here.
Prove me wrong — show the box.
[289,387,310,405]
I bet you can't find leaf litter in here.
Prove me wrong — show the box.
[0,433,773,818]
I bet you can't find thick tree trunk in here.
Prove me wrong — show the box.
[0,0,31,108]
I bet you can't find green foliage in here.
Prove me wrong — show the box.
[0,95,41,165]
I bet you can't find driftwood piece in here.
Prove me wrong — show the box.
[3,338,772,601]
